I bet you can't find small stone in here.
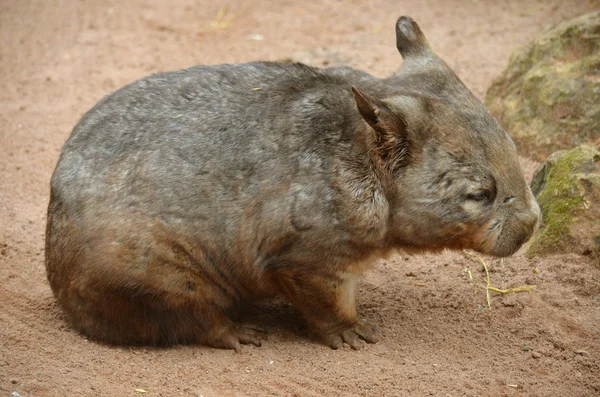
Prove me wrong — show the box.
[12,392,22,397]
[501,295,518,307]
[574,349,589,356]
[532,352,542,359]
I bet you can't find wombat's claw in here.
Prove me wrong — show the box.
[212,324,265,352]
[326,319,380,350]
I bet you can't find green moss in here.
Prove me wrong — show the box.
[526,147,598,256]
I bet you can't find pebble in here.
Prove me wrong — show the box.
[12,392,22,397]
[532,352,542,359]
[574,349,589,356]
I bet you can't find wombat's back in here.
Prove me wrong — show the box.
[53,62,374,217]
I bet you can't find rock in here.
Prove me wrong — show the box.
[486,12,600,161]
[527,145,600,259]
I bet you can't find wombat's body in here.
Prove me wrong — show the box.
[46,17,541,350]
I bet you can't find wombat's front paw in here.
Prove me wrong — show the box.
[323,319,380,350]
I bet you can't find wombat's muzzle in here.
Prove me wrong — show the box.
[491,194,542,257]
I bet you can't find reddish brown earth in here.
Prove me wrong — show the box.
[1,1,600,396]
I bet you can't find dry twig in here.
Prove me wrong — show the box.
[462,250,536,309]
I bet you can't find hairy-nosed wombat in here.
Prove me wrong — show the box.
[46,16,541,350]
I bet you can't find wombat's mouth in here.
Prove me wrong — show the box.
[490,234,532,257]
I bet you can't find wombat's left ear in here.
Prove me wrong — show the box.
[352,87,409,174]
[395,16,434,61]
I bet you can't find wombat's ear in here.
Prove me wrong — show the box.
[352,86,387,130]
[352,87,408,174]
[395,16,433,60]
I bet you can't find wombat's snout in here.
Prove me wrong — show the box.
[528,195,543,233]
[490,192,542,257]
[515,202,542,248]
[521,191,542,237]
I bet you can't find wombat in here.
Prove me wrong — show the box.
[46,16,541,350]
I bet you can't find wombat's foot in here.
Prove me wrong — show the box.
[208,323,266,352]
[322,319,380,350]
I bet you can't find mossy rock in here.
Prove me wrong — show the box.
[486,12,600,162]
[527,145,600,261]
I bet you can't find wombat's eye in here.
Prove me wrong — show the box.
[466,190,490,202]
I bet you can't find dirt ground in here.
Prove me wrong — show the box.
[1,0,600,396]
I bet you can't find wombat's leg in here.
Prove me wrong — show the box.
[275,269,380,349]
[48,213,266,350]
[58,276,265,350]
[62,273,265,350]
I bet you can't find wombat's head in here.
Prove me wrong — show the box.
[352,16,541,257]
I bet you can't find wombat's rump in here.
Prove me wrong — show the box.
[45,16,541,350]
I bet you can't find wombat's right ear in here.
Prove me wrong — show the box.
[395,16,433,61]
[352,87,409,175]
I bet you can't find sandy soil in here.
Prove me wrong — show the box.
[1,0,600,396]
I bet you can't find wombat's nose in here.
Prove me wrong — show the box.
[525,193,542,235]
[506,191,542,235]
